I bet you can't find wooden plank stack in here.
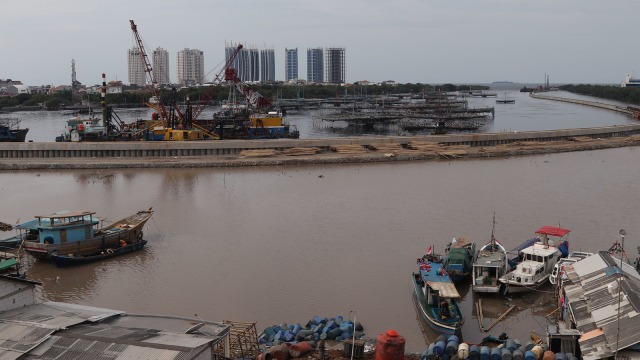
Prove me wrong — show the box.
[330,145,368,154]
[284,147,321,156]
[239,149,279,158]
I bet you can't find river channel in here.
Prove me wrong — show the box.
[2,145,639,352]
[2,89,640,352]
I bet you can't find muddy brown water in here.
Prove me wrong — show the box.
[1,146,639,352]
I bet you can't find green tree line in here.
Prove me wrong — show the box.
[0,83,489,111]
[559,84,640,105]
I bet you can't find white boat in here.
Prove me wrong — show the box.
[498,226,570,294]
[472,216,509,294]
[549,251,592,285]
[621,73,640,88]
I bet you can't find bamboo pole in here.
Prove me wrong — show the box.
[484,305,516,332]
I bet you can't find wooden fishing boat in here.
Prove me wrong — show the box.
[50,240,147,267]
[413,253,464,335]
[444,238,476,282]
[21,208,153,260]
[498,226,570,294]
[472,215,509,293]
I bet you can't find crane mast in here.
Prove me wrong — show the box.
[129,20,167,119]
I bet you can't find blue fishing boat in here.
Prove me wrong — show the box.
[20,208,153,260]
[444,238,476,282]
[413,253,464,335]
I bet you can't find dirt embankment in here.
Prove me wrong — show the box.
[1,135,639,170]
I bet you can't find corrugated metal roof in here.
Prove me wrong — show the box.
[563,251,640,360]
[0,298,229,359]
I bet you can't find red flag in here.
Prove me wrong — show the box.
[426,245,433,255]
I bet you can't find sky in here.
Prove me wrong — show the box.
[1,0,639,87]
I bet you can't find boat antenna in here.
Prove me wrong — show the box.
[186,314,207,334]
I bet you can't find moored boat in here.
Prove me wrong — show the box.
[413,252,464,335]
[498,226,570,294]
[50,239,147,267]
[0,118,28,142]
[472,217,508,293]
[549,251,592,285]
[444,238,476,282]
[21,208,153,260]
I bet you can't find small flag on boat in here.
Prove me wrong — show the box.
[426,245,433,255]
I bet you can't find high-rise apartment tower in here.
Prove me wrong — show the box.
[307,48,324,83]
[127,48,146,85]
[153,47,170,85]
[285,48,298,82]
[176,48,204,86]
[260,48,275,82]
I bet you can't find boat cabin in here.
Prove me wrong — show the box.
[473,249,507,292]
[18,211,99,245]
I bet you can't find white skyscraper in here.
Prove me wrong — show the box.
[260,48,275,82]
[176,48,204,86]
[153,47,170,85]
[127,48,146,85]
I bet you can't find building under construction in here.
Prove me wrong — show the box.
[325,47,346,84]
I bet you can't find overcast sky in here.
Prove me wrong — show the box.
[1,0,638,86]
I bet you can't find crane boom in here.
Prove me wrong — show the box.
[221,44,272,110]
[129,20,167,119]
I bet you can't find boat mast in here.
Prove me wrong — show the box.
[490,212,496,251]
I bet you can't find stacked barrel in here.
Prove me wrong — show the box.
[258,315,365,346]
[421,337,579,360]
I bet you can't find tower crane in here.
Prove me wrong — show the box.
[129,20,168,120]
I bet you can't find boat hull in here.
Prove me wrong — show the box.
[23,210,152,260]
[500,277,548,294]
[51,240,147,267]
[412,273,463,336]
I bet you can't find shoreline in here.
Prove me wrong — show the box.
[2,134,639,170]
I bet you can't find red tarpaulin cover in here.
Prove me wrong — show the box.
[535,226,571,237]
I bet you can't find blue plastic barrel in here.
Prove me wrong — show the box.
[436,335,447,343]
[446,341,458,356]
[490,347,501,360]
[469,345,480,360]
[512,349,523,360]
[340,322,354,332]
[501,348,513,360]
[524,351,535,360]
[554,353,566,360]
[420,348,430,360]
[427,344,437,360]
[313,316,325,325]
[335,315,344,325]
[291,323,301,335]
[506,340,517,352]
[448,335,460,344]
[480,346,490,360]
[434,341,446,356]
[424,343,436,360]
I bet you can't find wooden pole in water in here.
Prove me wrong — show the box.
[484,305,516,332]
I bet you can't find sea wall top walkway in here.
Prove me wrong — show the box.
[1,124,639,160]
[530,92,637,116]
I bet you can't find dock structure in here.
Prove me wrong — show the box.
[1,124,639,161]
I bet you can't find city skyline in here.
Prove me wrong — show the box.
[1,1,639,86]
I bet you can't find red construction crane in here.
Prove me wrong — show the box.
[129,20,168,119]
[219,44,272,110]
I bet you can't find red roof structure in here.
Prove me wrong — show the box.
[535,226,571,237]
